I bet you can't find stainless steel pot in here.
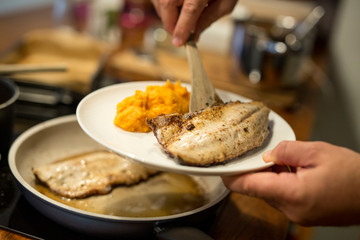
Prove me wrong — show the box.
[0,78,19,159]
[233,6,324,87]
[8,115,229,239]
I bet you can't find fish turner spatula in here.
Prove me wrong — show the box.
[185,33,223,112]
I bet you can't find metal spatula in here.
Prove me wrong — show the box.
[185,33,223,112]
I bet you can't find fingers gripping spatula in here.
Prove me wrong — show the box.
[185,33,223,112]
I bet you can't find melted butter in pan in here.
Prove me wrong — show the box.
[36,172,208,217]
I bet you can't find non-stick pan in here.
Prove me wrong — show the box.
[8,115,229,239]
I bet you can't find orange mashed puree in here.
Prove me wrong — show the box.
[114,81,190,132]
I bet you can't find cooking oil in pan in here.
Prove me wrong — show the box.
[36,172,209,217]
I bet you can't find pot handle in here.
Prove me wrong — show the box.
[156,226,214,240]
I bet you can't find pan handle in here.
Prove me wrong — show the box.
[156,226,214,240]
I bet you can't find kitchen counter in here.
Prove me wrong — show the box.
[0,4,325,240]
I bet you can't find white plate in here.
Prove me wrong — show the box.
[77,81,296,176]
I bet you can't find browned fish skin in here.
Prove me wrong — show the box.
[33,151,158,198]
[147,101,270,166]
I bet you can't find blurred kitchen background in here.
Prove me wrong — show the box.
[0,0,359,239]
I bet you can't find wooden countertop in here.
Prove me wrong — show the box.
[0,4,324,240]
[0,226,38,240]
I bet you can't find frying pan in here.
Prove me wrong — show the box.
[8,115,229,239]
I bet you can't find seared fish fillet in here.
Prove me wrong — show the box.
[147,101,270,166]
[33,151,158,198]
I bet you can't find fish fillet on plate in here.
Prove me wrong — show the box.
[147,101,270,166]
[33,151,158,198]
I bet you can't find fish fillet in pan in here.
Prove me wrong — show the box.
[147,101,270,166]
[33,151,158,198]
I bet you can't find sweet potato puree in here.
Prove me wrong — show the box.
[114,81,190,132]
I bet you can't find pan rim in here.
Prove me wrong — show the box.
[8,115,230,223]
[0,78,19,109]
